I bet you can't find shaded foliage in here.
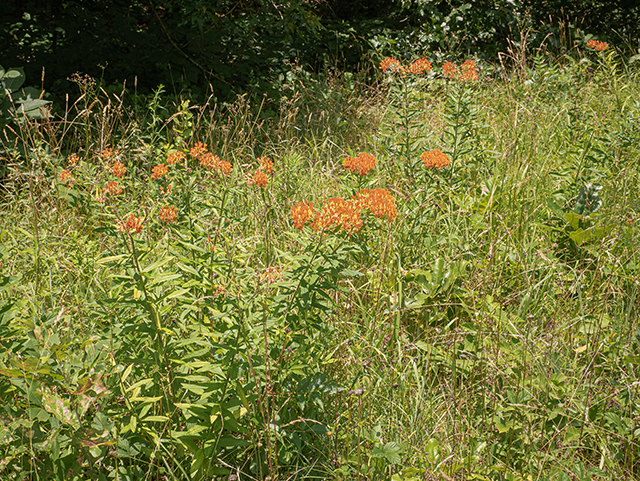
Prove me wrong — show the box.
[0,0,639,102]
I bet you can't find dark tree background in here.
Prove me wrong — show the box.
[1,0,638,102]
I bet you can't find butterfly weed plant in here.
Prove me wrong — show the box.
[1,39,640,481]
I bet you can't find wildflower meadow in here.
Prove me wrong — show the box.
[1,39,640,481]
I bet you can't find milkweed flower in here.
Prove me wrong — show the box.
[352,188,398,222]
[190,142,208,159]
[443,60,478,81]
[166,151,185,165]
[258,157,275,174]
[151,163,169,180]
[59,169,74,184]
[410,58,432,75]
[198,152,232,175]
[262,266,284,284]
[343,152,377,176]
[380,57,403,72]
[67,154,79,166]
[112,160,126,178]
[586,39,608,51]
[250,170,269,188]
[421,149,451,169]
[290,201,315,230]
[199,153,217,169]
[119,214,144,234]
[102,147,118,161]
[158,204,178,224]
[217,159,232,176]
[312,197,362,233]
[461,60,478,81]
[442,62,458,79]
[105,180,123,196]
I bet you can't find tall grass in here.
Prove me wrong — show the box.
[1,47,639,481]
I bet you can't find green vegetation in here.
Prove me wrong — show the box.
[1,41,640,481]
[2,0,639,101]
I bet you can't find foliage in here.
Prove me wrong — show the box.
[0,65,50,126]
[1,42,640,480]
[1,0,640,103]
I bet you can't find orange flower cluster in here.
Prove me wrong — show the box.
[258,157,275,174]
[291,189,398,233]
[421,149,451,169]
[262,266,284,284]
[151,163,169,180]
[112,160,126,178]
[291,201,315,230]
[247,157,274,188]
[442,61,458,78]
[586,39,608,51]
[312,197,363,233]
[381,57,434,76]
[59,169,74,184]
[198,153,217,168]
[343,152,377,176]
[380,57,404,73]
[190,142,208,159]
[102,148,118,160]
[105,180,123,196]
[190,143,232,175]
[250,170,269,188]
[351,188,397,222]
[460,60,479,81]
[166,151,185,165]
[220,160,232,176]
[119,214,144,234]
[443,60,478,81]
[410,58,433,74]
[67,154,79,166]
[158,204,178,224]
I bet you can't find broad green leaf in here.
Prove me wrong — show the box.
[563,212,582,231]
[546,196,566,219]
[1,68,25,92]
[40,387,80,430]
[574,183,602,216]
[371,441,403,464]
[190,448,205,476]
[425,438,440,464]
[564,426,580,443]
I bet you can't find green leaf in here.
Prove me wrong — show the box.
[190,448,205,476]
[568,225,608,245]
[371,441,403,464]
[563,212,582,231]
[40,387,80,430]
[574,183,602,216]
[425,438,440,464]
[1,68,25,92]
[546,197,566,219]
[121,364,134,383]
[142,415,170,422]
[624,355,640,365]
[564,426,580,443]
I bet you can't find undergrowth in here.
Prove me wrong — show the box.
[1,44,639,481]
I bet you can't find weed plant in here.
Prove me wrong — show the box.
[1,43,639,481]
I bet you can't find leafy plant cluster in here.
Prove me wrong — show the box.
[1,38,640,480]
[1,0,639,103]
